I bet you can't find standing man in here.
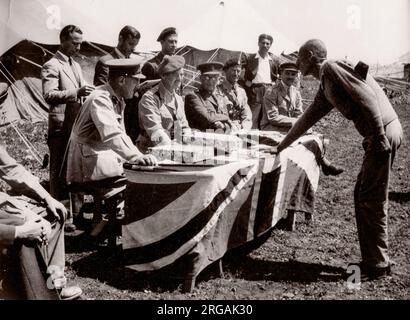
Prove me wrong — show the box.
[277,39,403,280]
[244,34,282,129]
[94,25,141,143]
[94,25,141,86]
[41,25,94,231]
[141,27,178,81]
[217,58,252,130]
[185,62,237,131]
[66,59,157,246]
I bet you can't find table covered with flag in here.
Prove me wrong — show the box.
[121,135,324,286]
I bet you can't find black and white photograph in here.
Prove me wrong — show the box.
[0,0,409,308]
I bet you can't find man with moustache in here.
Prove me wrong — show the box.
[217,58,252,130]
[185,62,239,132]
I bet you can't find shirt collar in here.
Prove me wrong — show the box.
[103,83,122,104]
[158,81,175,102]
[255,52,272,60]
[57,50,70,63]
[114,47,127,59]
[280,80,290,91]
[220,79,236,92]
[319,60,328,82]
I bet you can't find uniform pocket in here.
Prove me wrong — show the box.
[80,145,123,181]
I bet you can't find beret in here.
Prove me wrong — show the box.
[197,62,224,75]
[157,27,178,42]
[157,55,185,76]
[105,58,146,79]
[279,62,299,72]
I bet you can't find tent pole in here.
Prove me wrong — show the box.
[14,54,42,68]
[29,41,54,56]
[8,122,42,164]
[86,41,109,55]
[0,61,47,121]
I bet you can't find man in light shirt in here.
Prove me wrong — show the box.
[244,34,282,129]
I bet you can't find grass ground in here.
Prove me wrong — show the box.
[1,77,409,300]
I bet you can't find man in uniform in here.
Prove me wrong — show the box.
[93,25,141,143]
[262,61,343,176]
[141,27,178,81]
[0,145,82,300]
[185,62,238,131]
[277,39,403,280]
[243,34,282,129]
[66,59,157,246]
[41,25,94,231]
[217,58,252,130]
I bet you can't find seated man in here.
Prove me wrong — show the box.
[217,59,252,130]
[137,55,189,153]
[262,62,343,176]
[0,145,82,300]
[66,59,157,246]
[185,62,239,132]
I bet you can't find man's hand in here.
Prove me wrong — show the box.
[43,195,67,222]
[372,134,391,154]
[15,218,52,243]
[131,154,158,166]
[212,121,225,130]
[77,85,95,97]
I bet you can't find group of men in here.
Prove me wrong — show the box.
[0,21,403,299]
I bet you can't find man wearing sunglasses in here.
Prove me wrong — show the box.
[185,62,237,132]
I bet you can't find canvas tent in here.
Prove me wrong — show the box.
[0,0,297,125]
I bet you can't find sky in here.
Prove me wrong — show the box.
[250,0,410,64]
[2,0,409,64]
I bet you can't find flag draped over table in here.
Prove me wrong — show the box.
[122,136,323,276]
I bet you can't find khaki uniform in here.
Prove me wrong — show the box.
[1,146,64,299]
[66,84,140,185]
[137,82,189,153]
[184,89,231,131]
[261,81,303,132]
[217,80,252,130]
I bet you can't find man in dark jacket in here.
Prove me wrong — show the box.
[243,34,282,129]
[93,25,141,142]
[141,27,178,81]
[185,62,238,131]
